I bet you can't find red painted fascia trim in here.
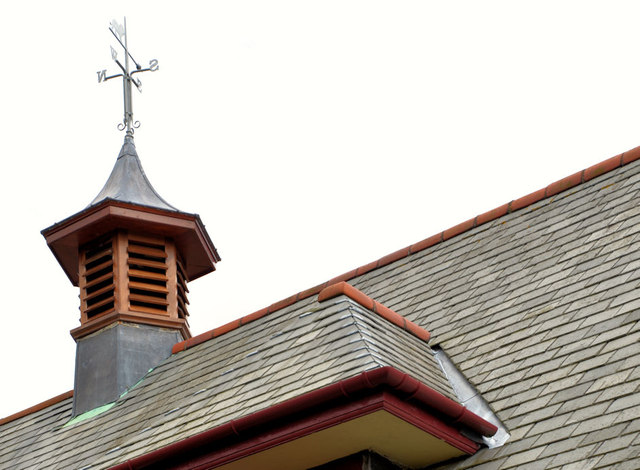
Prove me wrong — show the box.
[318,282,430,342]
[172,146,640,355]
[185,392,477,470]
[0,390,73,426]
[108,367,497,470]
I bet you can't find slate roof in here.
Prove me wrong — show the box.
[349,154,640,469]
[2,145,640,469]
[0,295,456,469]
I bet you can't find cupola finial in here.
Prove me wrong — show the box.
[96,17,159,136]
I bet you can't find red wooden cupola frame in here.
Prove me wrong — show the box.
[42,198,220,340]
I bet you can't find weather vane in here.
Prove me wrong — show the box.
[97,18,159,136]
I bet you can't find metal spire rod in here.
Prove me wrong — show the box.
[97,18,159,137]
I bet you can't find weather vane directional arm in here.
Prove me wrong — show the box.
[97,18,159,136]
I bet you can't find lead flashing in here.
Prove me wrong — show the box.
[434,348,510,448]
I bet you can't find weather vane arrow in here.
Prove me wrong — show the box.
[97,18,159,136]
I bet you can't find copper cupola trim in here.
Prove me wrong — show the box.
[41,198,219,286]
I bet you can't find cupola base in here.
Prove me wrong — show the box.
[72,322,182,416]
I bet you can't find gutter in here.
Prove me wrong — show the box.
[109,366,497,470]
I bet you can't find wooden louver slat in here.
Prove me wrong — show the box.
[84,247,113,265]
[127,257,167,270]
[84,271,114,289]
[177,283,189,304]
[127,244,167,259]
[176,258,189,293]
[85,296,115,314]
[84,283,115,302]
[129,280,169,294]
[129,293,169,306]
[128,269,167,282]
[84,259,114,277]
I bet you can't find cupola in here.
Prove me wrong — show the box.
[40,19,220,416]
[41,135,219,416]
[42,136,220,341]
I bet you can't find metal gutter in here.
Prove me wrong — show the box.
[108,366,497,470]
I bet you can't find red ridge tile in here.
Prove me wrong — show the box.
[345,284,375,311]
[377,247,411,268]
[297,284,325,301]
[268,294,300,313]
[213,319,242,338]
[326,269,358,287]
[509,187,546,212]
[622,146,640,165]
[409,233,442,254]
[475,203,510,226]
[0,390,74,426]
[373,300,406,329]
[318,281,373,310]
[319,282,430,342]
[443,218,475,241]
[545,170,584,197]
[184,330,215,350]
[317,282,344,302]
[584,154,622,182]
[355,260,379,276]
[241,307,269,325]
[405,321,431,342]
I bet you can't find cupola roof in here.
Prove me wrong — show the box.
[90,135,176,211]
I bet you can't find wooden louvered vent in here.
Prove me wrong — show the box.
[80,235,115,321]
[176,256,190,319]
[77,231,190,334]
[127,234,169,316]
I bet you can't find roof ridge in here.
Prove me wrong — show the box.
[0,390,73,426]
[171,145,640,355]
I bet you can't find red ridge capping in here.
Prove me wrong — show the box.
[107,367,497,470]
[584,154,622,182]
[475,203,509,227]
[318,282,430,342]
[443,218,476,242]
[509,187,546,213]
[622,146,640,165]
[0,390,74,426]
[172,145,639,355]
[545,170,584,198]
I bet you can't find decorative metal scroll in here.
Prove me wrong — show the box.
[97,18,159,136]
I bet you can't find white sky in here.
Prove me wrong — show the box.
[1,1,640,419]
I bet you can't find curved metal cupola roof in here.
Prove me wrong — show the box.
[90,135,177,211]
